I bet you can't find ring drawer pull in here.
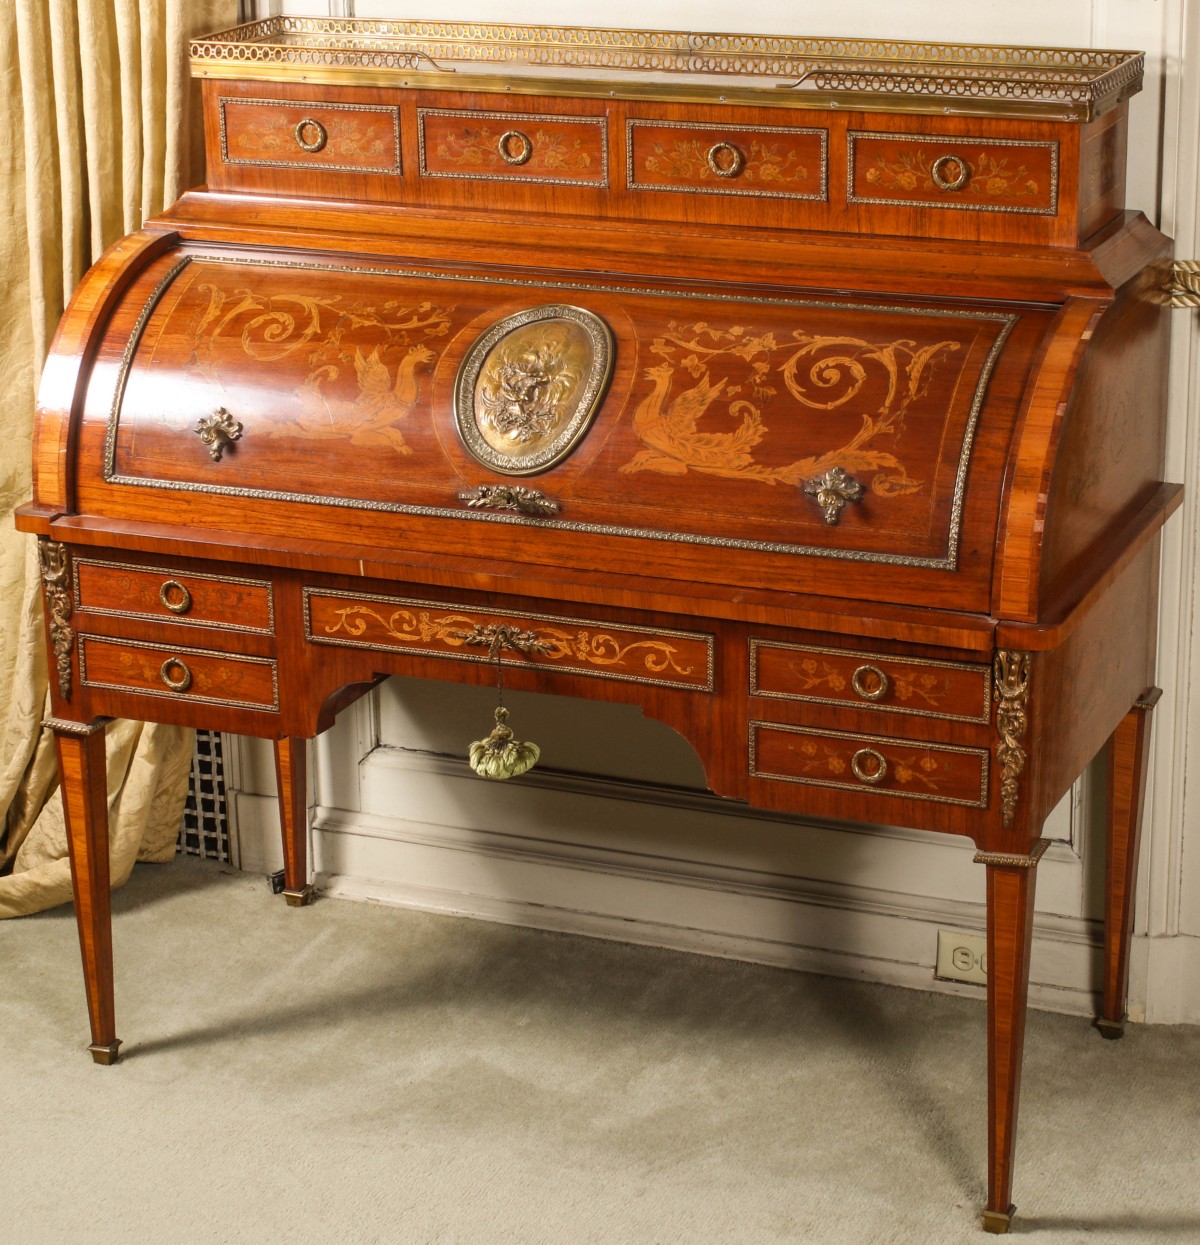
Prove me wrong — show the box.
[930,153,970,191]
[160,658,193,694]
[851,747,888,785]
[706,141,746,179]
[497,129,533,166]
[294,118,328,153]
[159,580,192,615]
[851,664,890,702]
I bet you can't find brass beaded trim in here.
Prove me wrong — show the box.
[847,131,1060,218]
[79,636,280,712]
[748,720,990,808]
[417,108,610,188]
[71,557,276,635]
[44,716,108,737]
[103,253,1017,573]
[625,119,828,202]
[218,96,402,176]
[972,838,1050,868]
[748,638,992,723]
[302,586,715,692]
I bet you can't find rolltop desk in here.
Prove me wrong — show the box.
[16,17,1181,1234]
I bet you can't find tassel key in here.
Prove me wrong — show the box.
[468,706,540,780]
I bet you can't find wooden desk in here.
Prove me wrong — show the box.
[16,18,1180,1234]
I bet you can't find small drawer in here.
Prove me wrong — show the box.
[304,588,713,691]
[750,640,990,723]
[848,130,1058,216]
[74,559,274,634]
[750,721,989,808]
[79,636,279,710]
[219,96,402,175]
[418,108,608,186]
[627,119,827,200]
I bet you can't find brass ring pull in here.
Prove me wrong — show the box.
[160,658,193,694]
[294,118,328,153]
[850,746,888,786]
[497,130,533,166]
[930,153,970,191]
[706,141,746,179]
[159,580,192,615]
[851,664,890,702]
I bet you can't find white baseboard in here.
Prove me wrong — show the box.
[233,744,1108,1019]
[1131,931,1200,1024]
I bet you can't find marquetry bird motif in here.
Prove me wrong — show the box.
[291,343,436,452]
[620,362,767,477]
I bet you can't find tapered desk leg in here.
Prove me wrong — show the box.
[1097,687,1160,1039]
[52,719,121,1065]
[977,842,1045,1234]
[273,737,313,907]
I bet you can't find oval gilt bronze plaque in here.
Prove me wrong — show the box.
[454,304,613,475]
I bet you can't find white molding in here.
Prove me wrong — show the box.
[303,793,1101,1017]
[232,740,1102,1017]
[1131,931,1200,1024]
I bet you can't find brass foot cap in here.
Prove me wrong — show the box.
[981,1206,1015,1234]
[1095,1017,1126,1041]
[88,1040,122,1066]
[283,884,315,907]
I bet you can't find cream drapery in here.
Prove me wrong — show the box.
[0,0,237,919]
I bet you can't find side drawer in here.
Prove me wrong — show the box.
[304,588,713,690]
[219,95,403,175]
[848,130,1058,216]
[627,118,827,200]
[79,636,279,710]
[750,639,990,723]
[750,721,989,808]
[417,108,608,186]
[74,559,274,634]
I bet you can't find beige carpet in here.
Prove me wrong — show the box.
[2,856,1198,1245]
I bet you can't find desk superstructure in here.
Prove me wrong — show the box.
[16,19,1179,1234]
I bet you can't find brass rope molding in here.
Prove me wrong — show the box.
[973,838,1050,868]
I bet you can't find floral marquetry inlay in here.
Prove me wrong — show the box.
[625,122,828,201]
[865,148,1041,200]
[419,109,608,185]
[849,132,1059,216]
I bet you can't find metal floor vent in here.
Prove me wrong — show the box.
[178,730,230,861]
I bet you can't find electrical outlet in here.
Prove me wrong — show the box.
[936,929,988,985]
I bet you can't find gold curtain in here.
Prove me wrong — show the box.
[0,0,238,919]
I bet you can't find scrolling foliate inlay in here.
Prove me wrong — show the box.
[619,319,960,508]
[994,650,1031,828]
[322,605,700,680]
[39,541,74,698]
[187,279,454,456]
